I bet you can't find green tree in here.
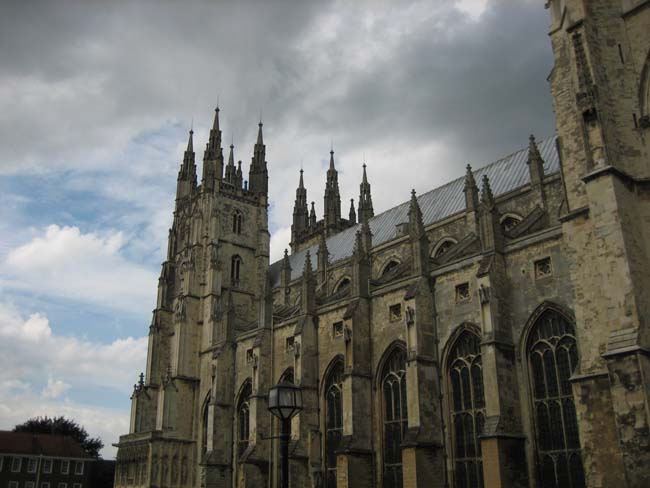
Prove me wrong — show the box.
[13,416,104,459]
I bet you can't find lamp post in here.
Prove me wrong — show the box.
[268,382,303,488]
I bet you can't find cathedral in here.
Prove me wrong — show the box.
[114,1,650,487]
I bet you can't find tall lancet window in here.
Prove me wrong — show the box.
[527,309,585,488]
[237,381,252,457]
[232,210,242,234]
[381,346,408,488]
[448,330,485,488]
[324,359,343,488]
[201,395,210,457]
[231,255,242,285]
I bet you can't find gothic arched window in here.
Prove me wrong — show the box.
[201,394,210,456]
[231,255,242,284]
[381,260,400,278]
[324,359,343,488]
[448,330,485,488]
[237,381,252,457]
[381,346,408,488]
[527,309,585,488]
[500,214,522,233]
[232,210,242,234]
[334,277,351,294]
[433,238,457,259]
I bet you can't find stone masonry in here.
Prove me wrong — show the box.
[115,1,650,487]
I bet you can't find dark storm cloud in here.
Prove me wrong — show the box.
[0,0,556,257]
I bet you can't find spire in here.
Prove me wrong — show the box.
[203,106,224,189]
[478,174,502,252]
[358,163,374,222]
[236,161,243,188]
[408,189,425,239]
[408,189,429,276]
[309,201,317,228]
[349,198,357,225]
[176,129,197,200]
[463,164,479,212]
[248,120,268,195]
[291,169,309,252]
[480,174,495,208]
[324,149,342,232]
[257,121,264,145]
[317,231,329,285]
[224,144,236,184]
[186,129,193,154]
[280,248,292,292]
[527,134,545,185]
[301,251,315,313]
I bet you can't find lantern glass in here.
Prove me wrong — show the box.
[268,382,303,421]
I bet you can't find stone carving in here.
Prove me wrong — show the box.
[479,284,490,304]
[405,306,415,326]
[175,296,186,321]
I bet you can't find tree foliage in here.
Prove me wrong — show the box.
[13,416,104,459]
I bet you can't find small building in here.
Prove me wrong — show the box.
[0,431,92,488]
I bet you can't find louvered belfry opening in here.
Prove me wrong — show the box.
[449,331,485,488]
[528,310,585,488]
[324,360,343,488]
[381,347,408,488]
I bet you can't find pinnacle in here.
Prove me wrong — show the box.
[329,149,335,171]
[256,121,264,145]
[228,144,235,166]
[299,169,305,189]
[186,129,194,153]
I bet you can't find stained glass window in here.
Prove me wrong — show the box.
[448,331,485,488]
[324,360,343,488]
[528,310,585,488]
[382,347,408,488]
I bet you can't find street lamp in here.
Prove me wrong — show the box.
[268,382,303,488]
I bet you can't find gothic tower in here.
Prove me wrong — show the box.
[547,1,650,486]
[118,108,272,488]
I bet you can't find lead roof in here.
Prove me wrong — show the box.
[269,135,559,288]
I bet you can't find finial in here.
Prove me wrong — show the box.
[190,117,194,132]
[216,93,220,110]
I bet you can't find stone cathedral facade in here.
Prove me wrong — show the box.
[115,2,650,487]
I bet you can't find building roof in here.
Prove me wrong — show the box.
[0,431,89,458]
[269,135,559,287]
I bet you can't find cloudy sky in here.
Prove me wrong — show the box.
[0,0,556,458]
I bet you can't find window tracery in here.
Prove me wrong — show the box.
[527,309,585,488]
[433,238,457,259]
[324,360,343,488]
[237,381,252,457]
[381,347,408,488]
[381,259,400,278]
[448,330,485,488]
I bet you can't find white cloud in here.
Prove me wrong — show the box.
[270,226,292,263]
[2,225,158,314]
[41,377,71,399]
[0,302,145,458]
